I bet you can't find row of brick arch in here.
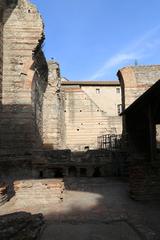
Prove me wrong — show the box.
[39,166,102,178]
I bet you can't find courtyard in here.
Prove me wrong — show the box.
[0,178,160,240]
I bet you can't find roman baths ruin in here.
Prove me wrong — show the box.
[0,0,160,239]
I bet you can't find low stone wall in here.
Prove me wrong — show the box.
[0,212,44,240]
[13,179,64,207]
[34,149,128,178]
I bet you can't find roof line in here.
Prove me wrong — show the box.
[61,80,120,86]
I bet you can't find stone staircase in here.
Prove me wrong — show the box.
[13,179,64,208]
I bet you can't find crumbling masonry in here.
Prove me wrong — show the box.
[0,0,48,179]
[1,0,160,204]
[0,0,123,182]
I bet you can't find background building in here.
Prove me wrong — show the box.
[62,80,122,151]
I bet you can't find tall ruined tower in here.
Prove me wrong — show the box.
[0,0,48,179]
[42,61,65,150]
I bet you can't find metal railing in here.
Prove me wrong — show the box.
[97,134,128,151]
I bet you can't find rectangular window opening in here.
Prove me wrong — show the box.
[96,88,100,94]
[117,104,122,115]
[116,87,121,93]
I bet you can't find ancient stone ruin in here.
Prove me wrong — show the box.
[0,0,48,180]
[0,0,160,239]
[0,0,124,182]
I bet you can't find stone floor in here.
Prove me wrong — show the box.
[41,222,141,240]
[0,178,160,240]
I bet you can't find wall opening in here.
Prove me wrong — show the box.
[54,168,63,178]
[84,146,89,150]
[39,171,43,179]
[93,167,101,177]
[96,88,100,94]
[80,168,87,177]
[116,87,120,93]
[156,124,160,152]
[117,104,122,115]
[68,166,77,177]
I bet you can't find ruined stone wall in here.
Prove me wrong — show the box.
[129,162,160,200]
[32,50,48,150]
[0,1,5,109]
[0,0,47,178]
[0,8,2,90]
[62,85,122,151]
[118,65,160,110]
[42,61,65,150]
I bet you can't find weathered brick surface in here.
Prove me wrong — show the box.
[0,212,44,240]
[118,65,160,110]
[13,179,64,206]
[0,8,2,105]
[129,163,160,200]
[0,0,47,178]
[42,61,65,149]
[32,149,127,178]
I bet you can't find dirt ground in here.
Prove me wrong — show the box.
[0,178,160,240]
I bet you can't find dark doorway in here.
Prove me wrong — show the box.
[93,167,101,177]
[80,168,87,177]
[54,168,63,178]
[39,171,43,179]
[68,166,77,177]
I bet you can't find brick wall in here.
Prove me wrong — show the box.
[42,61,65,150]
[129,162,160,200]
[118,65,160,110]
[0,0,47,179]
[0,2,4,109]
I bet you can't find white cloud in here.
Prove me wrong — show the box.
[89,25,160,80]
[90,52,138,80]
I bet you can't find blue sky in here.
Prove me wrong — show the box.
[31,0,160,80]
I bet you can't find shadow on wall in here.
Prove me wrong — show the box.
[0,104,43,181]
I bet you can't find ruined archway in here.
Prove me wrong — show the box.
[93,167,101,177]
[68,166,77,177]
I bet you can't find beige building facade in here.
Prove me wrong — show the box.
[62,81,122,151]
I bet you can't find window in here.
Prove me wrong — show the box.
[116,87,120,93]
[93,167,101,177]
[39,171,43,179]
[156,125,160,150]
[68,167,77,177]
[117,104,122,115]
[54,168,63,178]
[84,146,89,150]
[96,88,100,94]
[80,168,87,177]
